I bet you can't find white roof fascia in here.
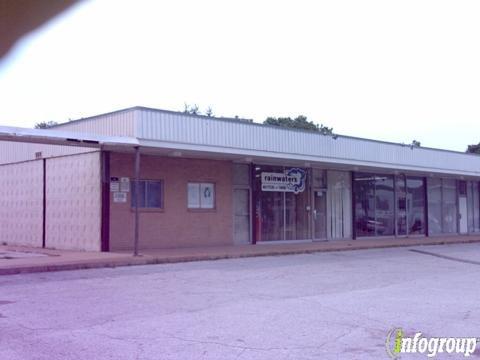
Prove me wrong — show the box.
[0,125,139,148]
[138,138,480,178]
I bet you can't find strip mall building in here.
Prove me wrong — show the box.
[1,106,480,252]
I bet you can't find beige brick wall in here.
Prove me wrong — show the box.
[109,153,233,250]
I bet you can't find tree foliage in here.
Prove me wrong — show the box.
[183,103,214,117]
[263,115,333,135]
[184,103,200,115]
[466,143,480,154]
[34,121,58,129]
[205,107,214,117]
[182,106,330,130]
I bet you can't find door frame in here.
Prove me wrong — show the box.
[457,180,468,235]
[311,187,327,241]
[232,186,252,245]
[458,194,468,234]
[394,174,408,238]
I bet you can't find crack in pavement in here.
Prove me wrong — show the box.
[92,330,338,354]
[409,249,480,266]
[162,332,340,353]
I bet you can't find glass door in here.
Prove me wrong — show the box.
[442,179,458,234]
[312,189,327,240]
[353,173,398,237]
[466,181,480,233]
[259,190,284,241]
[396,175,407,236]
[254,165,309,242]
[406,177,426,235]
[458,181,468,234]
[326,170,352,239]
[233,188,250,244]
[233,164,251,244]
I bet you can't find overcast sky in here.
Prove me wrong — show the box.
[1,0,479,151]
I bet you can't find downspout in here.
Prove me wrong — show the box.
[134,146,141,256]
[100,150,110,251]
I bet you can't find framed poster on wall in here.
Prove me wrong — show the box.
[200,183,214,209]
[188,182,215,209]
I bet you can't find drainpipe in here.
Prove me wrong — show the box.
[42,158,46,248]
[134,146,140,256]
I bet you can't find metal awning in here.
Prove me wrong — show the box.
[0,125,139,149]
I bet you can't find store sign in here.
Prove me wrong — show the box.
[261,168,306,193]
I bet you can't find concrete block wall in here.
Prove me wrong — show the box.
[0,151,102,251]
[0,160,44,247]
[46,152,102,251]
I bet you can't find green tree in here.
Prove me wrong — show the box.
[466,143,480,154]
[205,107,214,117]
[183,103,215,117]
[183,103,200,115]
[34,121,58,129]
[263,115,333,135]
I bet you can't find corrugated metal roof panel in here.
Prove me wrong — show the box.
[2,106,479,176]
[135,108,480,177]
[53,108,137,137]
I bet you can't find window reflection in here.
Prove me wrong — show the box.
[396,175,407,236]
[467,181,480,233]
[427,178,442,234]
[254,165,309,241]
[407,177,426,235]
[442,179,457,234]
[353,173,394,237]
[375,176,395,236]
[427,178,459,235]
[354,173,425,237]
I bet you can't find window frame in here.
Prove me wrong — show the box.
[187,181,216,211]
[130,179,164,211]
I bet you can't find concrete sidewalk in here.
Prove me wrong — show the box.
[2,235,480,275]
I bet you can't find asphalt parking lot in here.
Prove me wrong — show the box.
[1,243,479,360]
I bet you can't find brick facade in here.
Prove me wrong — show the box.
[109,153,233,250]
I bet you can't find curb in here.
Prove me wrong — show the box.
[1,238,480,276]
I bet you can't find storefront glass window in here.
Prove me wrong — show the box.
[473,182,480,232]
[427,178,442,234]
[354,173,424,237]
[427,177,480,235]
[131,179,163,209]
[354,173,394,237]
[442,179,457,233]
[375,175,395,236]
[259,189,284,241]
[327,171,352,239]
[407,177,426,235]
[396,175,407,236]
[254,165,309,241]
[354,174,375,236]
[466,181,480,233]
[312,168,326,188]
[285,191,310,240]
